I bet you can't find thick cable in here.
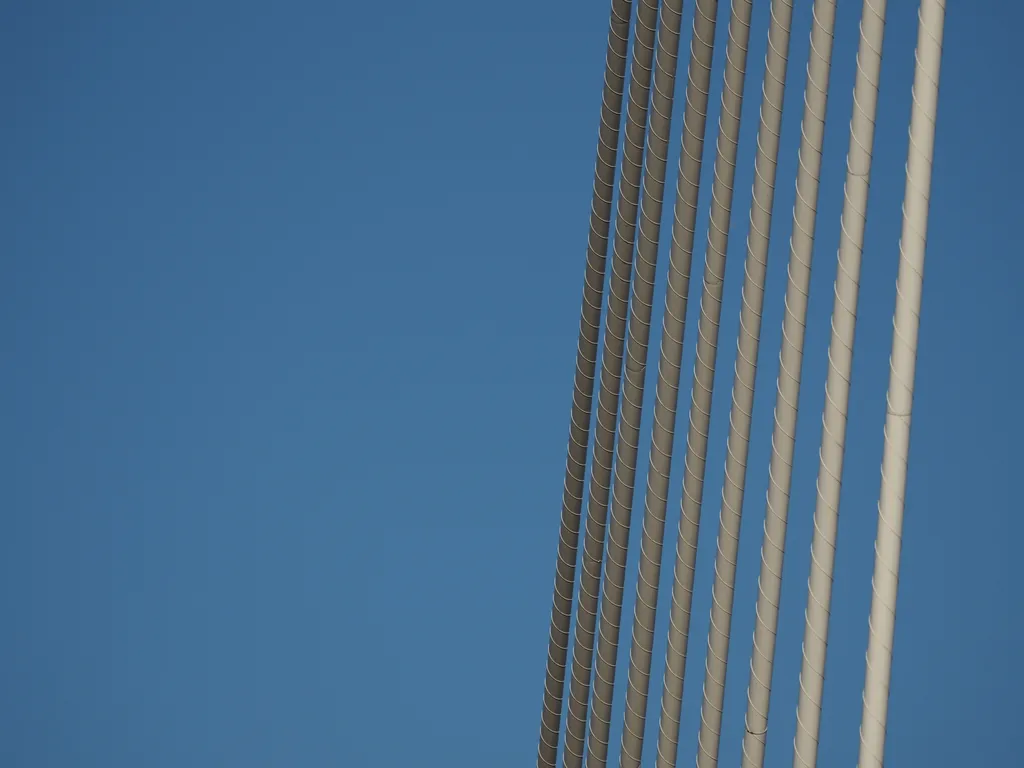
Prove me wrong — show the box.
[694,2,797,766]
[653,0,755,765]
[583,0,688,764]
[737,3,837,767]
[857,1,945,765]
[618,0,721,764]
[790,2,887,765]
[537,3,634,765]
[561,1,660,765]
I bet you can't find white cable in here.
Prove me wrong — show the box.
[858,1,945,765]
[738,3,837,767]
[694,1,797,766]
[791,2,888,765]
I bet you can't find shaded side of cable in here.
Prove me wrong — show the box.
[653,0,754,765]
[618,0,720,764]
[561,1,660,765]
[538,5,634,765]
[583,0,688,764]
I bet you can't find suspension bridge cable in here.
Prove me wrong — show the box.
[791,2,888,764]
[561,1,659,764]
[582,0,688,763]
[738,2,838,766]
[618,0,722,763]
[537,2,634,764]
[694,1,797,765]
[653,0,755,764]
[857,1,945,764]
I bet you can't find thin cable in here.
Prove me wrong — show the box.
[618,0,721,764]
[696,0,798,765]
[791,3,888,765]
[537,3,634,764]
[562,1,659,765]
[584,0,688,764]
[738,3,837,767]
[858,1,945,764]
[654,0,755,764]
[695,2,796,765]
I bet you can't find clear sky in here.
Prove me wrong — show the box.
[2,1,1021,766]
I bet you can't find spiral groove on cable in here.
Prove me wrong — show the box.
[541,4,944,765]
[617,0,721,764]
[693,1,797,765]
[736,3,837,767]
[538,4,635,765]
[651,0,755,765]
[790,3,888,766]
[857,2,944,766]
[561,1,660,765]
[582,0,689,763]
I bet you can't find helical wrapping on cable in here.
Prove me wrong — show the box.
[618,0,720,764]
[582,0,688,764]
[561,1,659,765]
[653,0,755,765]
[791,3,888,766]
[738,3,836,767]
[538,4,634,766]
[857,2,944,766]
[695,1,796,766]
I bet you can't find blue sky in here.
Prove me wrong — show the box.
[2,1,1021,766]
